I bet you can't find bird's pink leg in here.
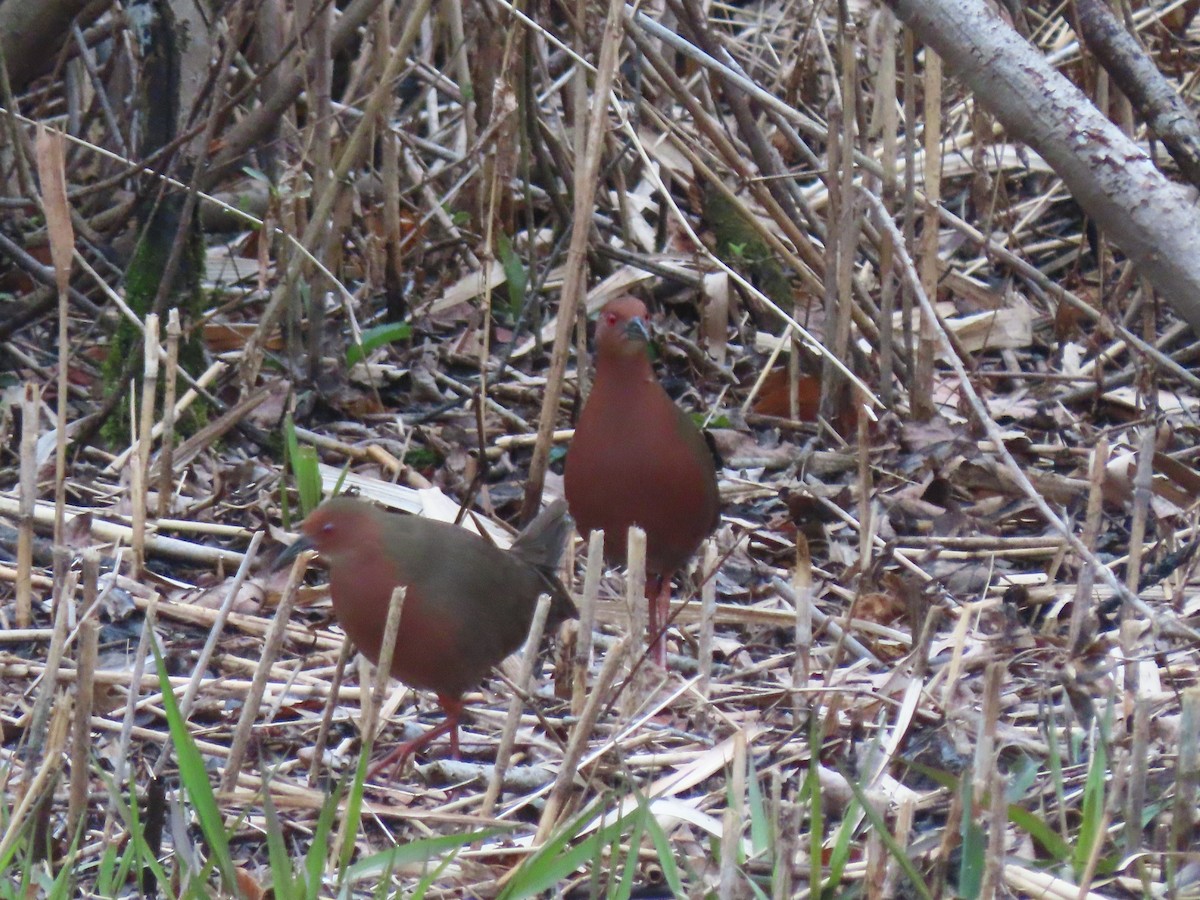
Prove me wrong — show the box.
[367,695,463,783]
[645,573,672,667]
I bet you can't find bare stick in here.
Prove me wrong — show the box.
[793,534,813,710]
[105,360,225,474]
[221,548,312,792]
[482,593,553,815]
[157,309,181,519]
[520,0,629,522]
[308,638,355,785]
[535,636,630,843]
[1068,438,1108,653]
[718,732,748,898]
[131,314,159,578]
[363,586,407,753]
[16,382,37,628]
[104,591,155,843]
[572,529,604,716]
[697,540,718,697]
[155,531,264,778]
[622,526,648,717]
[67,549,99,842]
[23,561,76,791]
[1173,688,1200,855]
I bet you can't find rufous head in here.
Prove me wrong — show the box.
[274,496,378,570]
[594,296,652,359]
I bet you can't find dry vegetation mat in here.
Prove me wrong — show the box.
[1,0,1200,896]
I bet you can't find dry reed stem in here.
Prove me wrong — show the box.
[240,0,432,386]
[1068,437,1108,653]
[697,539,718,696]
[622,525,649,717]
[0,693,71,866]
[864,187,1200,640]
[66,549,99,842]
[533,635,630,844]
[34,124,72,551]
[155,530,264,778]
[22,565,77,792]
[1173,687,1200,856]
[157,308,181,518]
[132,313,159,577]
[481,593,552,816]
[221,546,312,792]
[571,529,604,716]
[792,535,812,703]
[521,0,628,521]
[364,585,408,754]
[16,382,36,628]
[0,495,249,566]
[107,360,224,475]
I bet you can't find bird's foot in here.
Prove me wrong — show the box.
[367,703,462,784]
[646,574,673,668]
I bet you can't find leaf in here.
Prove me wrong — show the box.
[346,322,413,366]
[35,125,73,294]
[150,635,238,890]
[497,232,527,319]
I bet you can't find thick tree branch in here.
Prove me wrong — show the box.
[884,0,1200,335]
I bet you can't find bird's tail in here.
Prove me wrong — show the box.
[511,498,571,571]
[511,499,578,623]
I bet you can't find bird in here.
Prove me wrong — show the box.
[274,496,577,777]
[564,296,721,666]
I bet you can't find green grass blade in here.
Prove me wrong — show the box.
[837,762,934,900]
[498,796,639,900]
[497,232,527,318]
[284,413,323,515]
[346,322,413,366]
[641,796,684,896]
[746,753,770,856]
[613,806,647,898]
[305,778,344,900]
[343,829,504,885]
[151,634,237,890]
[262,785,299,898]
[1075,733,1108,877]
[337,741,372,874]
[1007,804,1070,861]
[958,787,984,900]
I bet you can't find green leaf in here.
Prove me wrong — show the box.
[346,322,413,366]
[747,754,771,856]
[285,413,323,515]
[959,788,984,899]
[1007,804,1070,862]
[342,829,506,887]
[1076,735,1108,876]
[838,762,933,900]
[338,744,373,873]
[497,233,527,319]
[306,778,343,900]
[262,786,299,898]
[150,635,238,890]
[498,795,642,900]
[642,796,684,896]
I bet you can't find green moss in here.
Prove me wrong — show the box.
[101,198,210,447]
[702,183,794,308]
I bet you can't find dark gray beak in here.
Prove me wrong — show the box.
[623,316,651,343]
[272,535,316,573]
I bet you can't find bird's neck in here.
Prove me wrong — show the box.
[595,352,655,388]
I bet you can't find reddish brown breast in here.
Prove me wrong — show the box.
[565,299,720,576]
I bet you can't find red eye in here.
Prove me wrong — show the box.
[605,312,619,326]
